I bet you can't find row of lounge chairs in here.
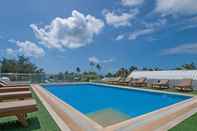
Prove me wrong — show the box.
[103,77,193,91]
[0,80,38,127]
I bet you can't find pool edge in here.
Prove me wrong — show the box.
[32,84,103,131]
[32,83,197,131]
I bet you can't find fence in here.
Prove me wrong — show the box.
[0,73,46,83]
[0,73,97,83]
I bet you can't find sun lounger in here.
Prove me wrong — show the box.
[0,81,30,91]
[0,86,29,93]
[118,77,133,86]
[0,80,30,87]
[131,78,146,87]
[110,77,122,84]
[175,79,193,91]
[152,80,169,89]
[0,81,7,87]
[103,77,121,84]
[0,99,38,127]
[0,91,32,101]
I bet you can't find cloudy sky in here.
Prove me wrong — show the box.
[0,0,197,73]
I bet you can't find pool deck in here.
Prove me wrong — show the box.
[32,83,197,131]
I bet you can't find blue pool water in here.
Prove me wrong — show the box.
[44,84,191,117]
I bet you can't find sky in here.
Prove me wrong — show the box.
[0,0,197,73]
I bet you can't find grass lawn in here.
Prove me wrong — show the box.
[170,113,197,131]
[166,89,197,131]
[0,90,60,131]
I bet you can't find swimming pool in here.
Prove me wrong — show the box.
[44,83,191,126]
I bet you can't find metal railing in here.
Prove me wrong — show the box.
[0,73,100,84]
[0,73,46,83]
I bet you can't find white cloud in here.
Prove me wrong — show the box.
[16,41,45,58]
[162,43,197,55]
[155,0,197,16]
[121,0,144,7]
[8,38,16,43]
[128,28,154,40]
[89,56,99,64]
[102,59,114,63]
[6,48,17,58]
[7,40,45,58]
[88,56,113,64]
[30,10,104,49]
[144,19,167,28]
[104,10,138,28]
[116,34,125,40]
[179,24,197,31]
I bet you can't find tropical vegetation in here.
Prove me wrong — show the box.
[0,56,44,74]
[0,56,196,82]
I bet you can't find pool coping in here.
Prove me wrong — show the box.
[32,84,71,131]
[32,84,103,131]
[32,82,197,131]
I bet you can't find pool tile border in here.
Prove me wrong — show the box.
[32,84,71,131]
[32,83,197,131]
[32,84,103,131]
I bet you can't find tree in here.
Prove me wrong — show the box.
[105,72,114,77]
[96,64,102,73]
[115,68,129,77]
[142,67,149,71]
[0,55,44,73]
[181,63,196,70]
[142,67,161,71]
[89,61,95,71]
[129,66,138,72]
[57,72,64,80]
[76,67,81,74]
[175,63,196,70]
[176,67,182,70]
[1,59,17,73]
[154,67,161,71]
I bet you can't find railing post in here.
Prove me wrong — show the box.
[0,63,2,78]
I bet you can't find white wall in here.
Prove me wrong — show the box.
[129,70,197,80]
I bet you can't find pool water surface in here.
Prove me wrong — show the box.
[44,84,191,121]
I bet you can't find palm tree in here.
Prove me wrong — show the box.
[89,61,95,71]
[76,67,81,74]
[181,63,196,70]
[96,64,102,73]
[116,68,129,77]
[154,67,161,71]
[175,63,196,70]
[105,72,113,77]
[129,66,138,73]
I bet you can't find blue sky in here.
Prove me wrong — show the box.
[0,0,197,73]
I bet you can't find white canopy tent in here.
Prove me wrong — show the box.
[128,70,197,80]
